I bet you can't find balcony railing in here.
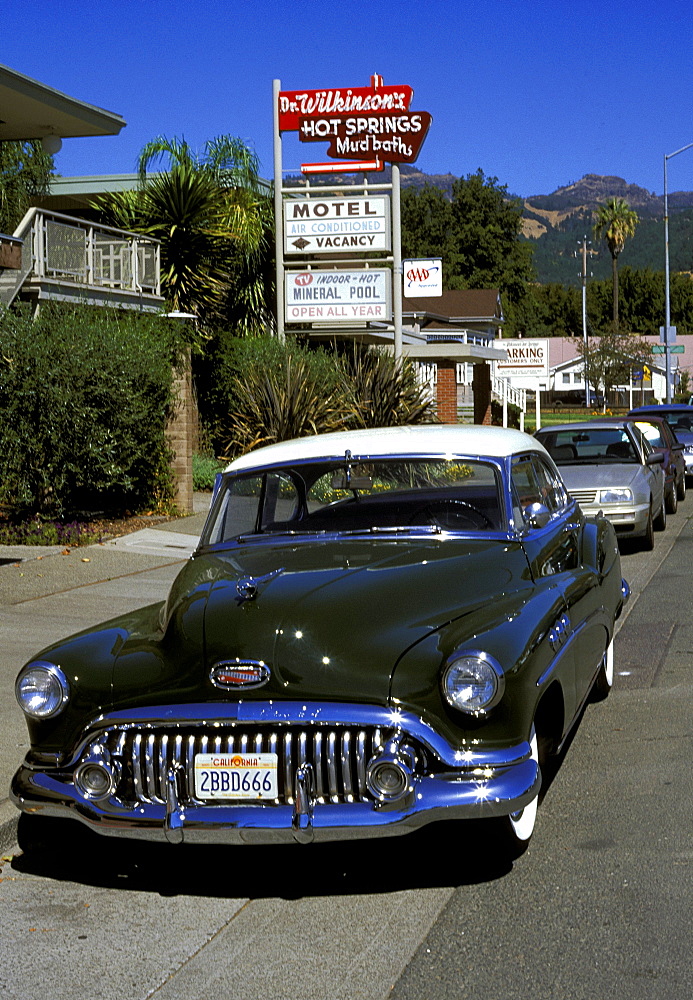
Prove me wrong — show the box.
[0,208,162,311]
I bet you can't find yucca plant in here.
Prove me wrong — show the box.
[341,347,436,428]
[223,353,344,457]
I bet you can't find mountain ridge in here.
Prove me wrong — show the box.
[286,168,693,284]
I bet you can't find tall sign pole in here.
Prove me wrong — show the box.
[392,162,402,360]
[272,79,285,342]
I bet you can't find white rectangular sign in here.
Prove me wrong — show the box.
[284,196,390,254]
[495,339,550,378]
[403,258,442,297]
[285,269,391,324]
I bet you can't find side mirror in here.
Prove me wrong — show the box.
[524,502,551,529]
[645,452,665,465]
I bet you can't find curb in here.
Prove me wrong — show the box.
[0,800,18,854]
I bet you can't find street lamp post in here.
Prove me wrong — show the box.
[664,142,693,403]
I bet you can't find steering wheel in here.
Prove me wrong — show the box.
[409,500,493,530]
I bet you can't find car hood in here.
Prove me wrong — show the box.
[193,536,533,705]
[557,463,645,492]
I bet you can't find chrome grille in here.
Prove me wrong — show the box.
[569,489,598,505]
[102,725,394,806]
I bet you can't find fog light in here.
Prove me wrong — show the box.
[366,750,413,802]
[74,760,118,800]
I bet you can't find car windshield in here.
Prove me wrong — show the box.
[538,428,641,464]
[203,458,505,543]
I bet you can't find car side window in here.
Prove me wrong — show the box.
[510,456,544,525]
[634,421,664,448]
[531,455,569,513]
[259,473,300,530]
[208,475,265,542]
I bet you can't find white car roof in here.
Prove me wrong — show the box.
[226,425,548,473]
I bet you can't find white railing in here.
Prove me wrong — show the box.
[491,374,527,430]
[0,207,161,307]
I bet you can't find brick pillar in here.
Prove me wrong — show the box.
[473,363,492,425]
[436,359,458,423]
[165,349,194,513]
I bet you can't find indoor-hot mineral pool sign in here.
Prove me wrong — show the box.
[285,269,391,324]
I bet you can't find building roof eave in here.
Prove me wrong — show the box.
[0,63,126,140]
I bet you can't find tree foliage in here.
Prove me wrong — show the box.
[0,140,54,233]
[401,170,536,301]
[592,197,639,328]
[97,135,272,330]
[577,328,652,400]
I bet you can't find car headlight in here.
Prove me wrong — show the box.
[599,488,633,504]
[15,661,70,719]
[441,651,504,715]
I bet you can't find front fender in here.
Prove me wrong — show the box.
[390,581,569,750]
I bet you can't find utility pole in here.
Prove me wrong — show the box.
[577,236,592,407]
[664,142,693,403]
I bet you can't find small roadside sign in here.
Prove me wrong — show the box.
[652,344,684,354]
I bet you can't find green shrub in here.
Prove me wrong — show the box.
[192,452,226,491]
[198,335,344,458]
[0,304,182,516]
[222,350,344,456]
[339,346,436,428]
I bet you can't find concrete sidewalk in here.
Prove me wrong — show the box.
[0,494,212,851]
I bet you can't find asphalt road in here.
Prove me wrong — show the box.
[0,499,691,1000]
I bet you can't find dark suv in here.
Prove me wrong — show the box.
[552,389,605,408]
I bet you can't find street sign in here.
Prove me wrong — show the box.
[659,325,677,343]
[652,344,684,353]
[284,196,391,254]
[285,269,391,324]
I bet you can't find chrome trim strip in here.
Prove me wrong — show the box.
[70,702,530,771]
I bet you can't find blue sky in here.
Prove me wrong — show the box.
[4,0,693,197]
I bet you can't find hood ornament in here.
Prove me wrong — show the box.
[211,659,270,690]
[236,567,285,602]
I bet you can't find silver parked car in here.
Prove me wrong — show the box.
[535,421,666,550]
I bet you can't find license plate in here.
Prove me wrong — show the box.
[194,753,278,800]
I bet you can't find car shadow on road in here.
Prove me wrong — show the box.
[11,816,517,898]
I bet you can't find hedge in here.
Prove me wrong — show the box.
[0,304,183,516]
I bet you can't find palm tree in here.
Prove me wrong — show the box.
[592,197,638,329]
[98,135,271,327]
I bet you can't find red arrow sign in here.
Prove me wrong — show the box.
[298,111,432,164]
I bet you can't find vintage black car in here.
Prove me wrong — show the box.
[12,426,628,858]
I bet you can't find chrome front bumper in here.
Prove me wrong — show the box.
[582,502,650,535]
[11,702,540,845]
